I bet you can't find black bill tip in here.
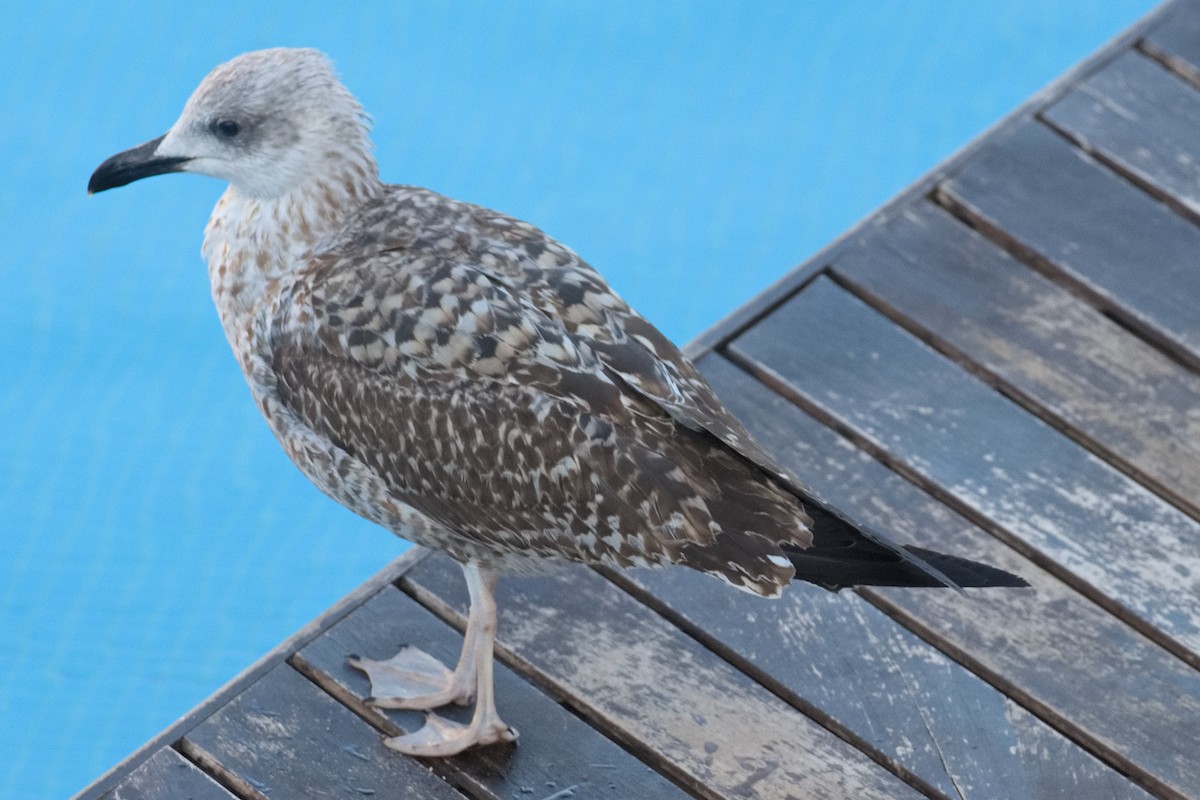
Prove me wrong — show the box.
[88,134,191,194]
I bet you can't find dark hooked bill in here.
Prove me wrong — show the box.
[88,134,191,194]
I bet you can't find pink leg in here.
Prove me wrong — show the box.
[352,562,518,757]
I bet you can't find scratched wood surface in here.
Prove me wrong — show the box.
[829,200,1200,518]
[1147,0,1200,81]
[180,666,462,800]
[734,278,1200,661]
[940,117,1200,362]
[80,3,1200,800]
[699,354,1200,800]
[1143,0,1200,81]
[292,586,688,799]
[1043,49,1200,218]
[403,556,929,800]
[94,749,236,800]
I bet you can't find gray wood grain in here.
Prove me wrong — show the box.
[1043,49,1200,216]
[182,664,462,800]
[98,748,235,800]
[697,353,1200,800]
[295,585,690,799]
[1142,0,1200,84]
[620,559,1154,800]
[939,119,1200,359]
[732,276,1200,661]
[831,200,1200,518]
[403,554,930,800]
[74,553,431,800]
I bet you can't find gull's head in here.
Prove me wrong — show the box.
[89,48,377,199]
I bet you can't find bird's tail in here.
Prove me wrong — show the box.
[785,503,1028,591]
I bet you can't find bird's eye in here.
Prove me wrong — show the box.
[213,119,241,138]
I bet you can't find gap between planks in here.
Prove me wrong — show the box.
[396,570,954,800]
[822,262,1200,530]
[285,607,698,800]
[1035,89,1200,234]
[599,567,1171,800]
[720,342,1200,684]
[933,177,1200,380]
[712,348,1190,800]
[284,653,505,800]
[73,551,434,800]
[394,575,730,800]
[1136,34,1200,93]
[592,567,950,800]
[685,3,1177,363]
[173,739,271,800]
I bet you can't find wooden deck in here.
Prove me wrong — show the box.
[77,3,1200,799]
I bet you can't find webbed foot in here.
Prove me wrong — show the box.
[382,711,518,757]
[348,646,474,710]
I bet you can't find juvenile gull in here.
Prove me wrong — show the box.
[89,48,1026,757]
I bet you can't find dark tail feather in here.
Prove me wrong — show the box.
[785,504,1029,591]
[902,546,1029,588]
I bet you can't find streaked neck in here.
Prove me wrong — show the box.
[203,153,381,341]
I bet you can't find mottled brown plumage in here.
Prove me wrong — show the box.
[90,47,1025,758]
[268,184,815,595]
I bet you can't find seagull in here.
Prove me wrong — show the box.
[90,48,1026,757]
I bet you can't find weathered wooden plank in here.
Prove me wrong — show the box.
[939,119,1200,359]
[620,561,1154,800]
[830,200,1200,518]
[684,6,1178,364]
[181,664,461,800]
[403,554,931,800]
[1142,0,1200,84]
[74,553,431,800]
[294,585,690,799]
[97,748,235,800]
[1042,49,1200,216]
[730,277,1200,661]
[697,353,1200,800]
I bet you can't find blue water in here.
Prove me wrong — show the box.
[0,2,1155,796]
